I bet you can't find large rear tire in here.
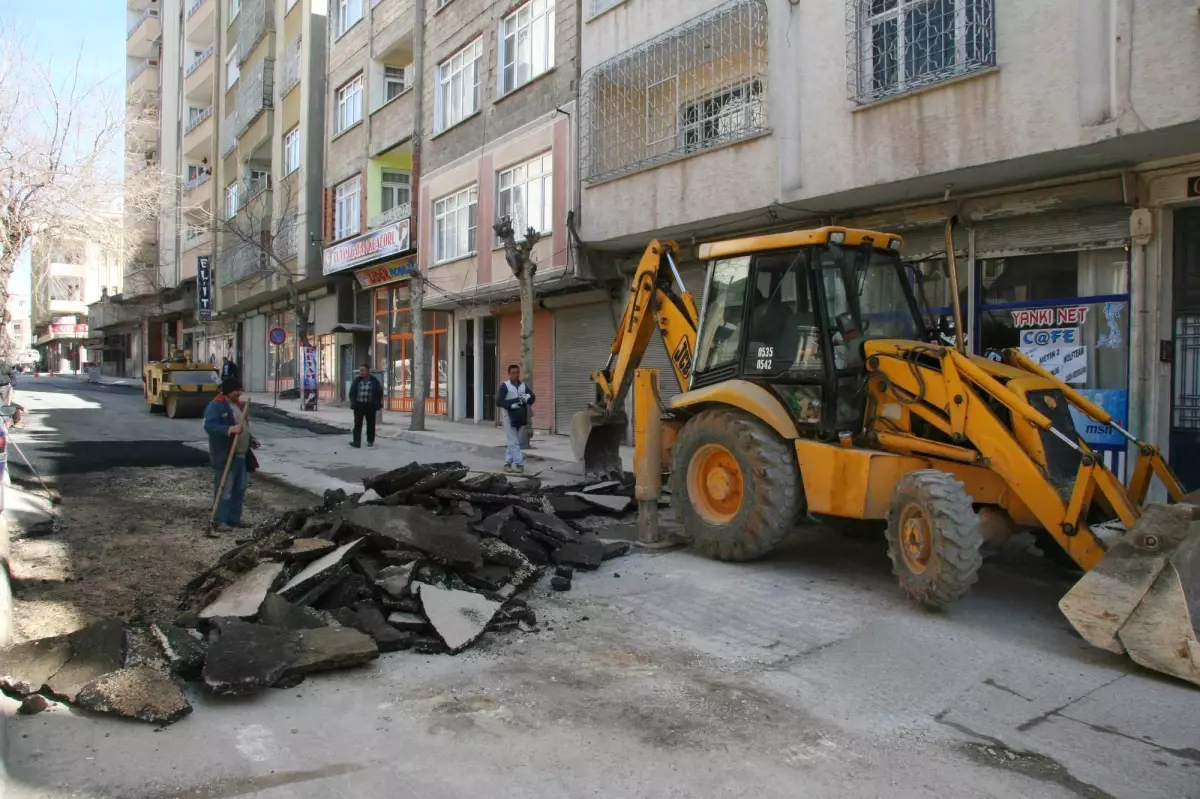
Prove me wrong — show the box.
[885,470,983,608]
[669,408,804,562]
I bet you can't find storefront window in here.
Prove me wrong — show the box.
[318,334,336,401]
[267,311,297,391]
[371,284,449,414]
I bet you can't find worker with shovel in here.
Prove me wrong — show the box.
[203,377,259,534]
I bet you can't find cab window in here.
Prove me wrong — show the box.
[744,249,822,376]
[695,257,751,374]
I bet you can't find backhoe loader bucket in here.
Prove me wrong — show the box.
[571,408,625,479]
[1059,503,1200,687]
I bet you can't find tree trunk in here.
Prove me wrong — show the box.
[408,272,427,431]
[518,271,535,447]
[294,298,310,403]
[0,242,24,336]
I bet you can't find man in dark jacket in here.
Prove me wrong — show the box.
[349,364,384,448]
[221,356,239,381]
[495,364,535,473]
[203,378,260,533]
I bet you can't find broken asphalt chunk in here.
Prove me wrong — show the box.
[547,494,592,519]
[351,607,411,653]
[550,576,572,592]
[150,623,208,680]
[552,539,606,571]
[375,562,416,598]
[46,619,128,703]
[581,480,622,494]
[386,612,428,633]
[460,564,513,593]
[0,636,72,696]
[75,666,192,725]
[516,507,579,545]
[278,538,365,600]
[199,562,284,619]
[202,620,299,697]
[479,537,530,569]
[281,538,337,562]
[257,594,330,631]
[475,505,518,536]
[414,583,502,653]
[348,506,481,570]
[602,541,632,561]
[284,626,379,678]
[566,492,634,515]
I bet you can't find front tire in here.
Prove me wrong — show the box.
[885,470,983,608]
[669,408,804,562]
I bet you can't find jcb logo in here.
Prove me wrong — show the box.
[673,338,693,378]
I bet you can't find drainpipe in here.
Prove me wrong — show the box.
[1129,206,1153,449]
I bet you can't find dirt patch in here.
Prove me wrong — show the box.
[8,466,312,642]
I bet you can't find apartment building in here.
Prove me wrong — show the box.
[213,0,328,392]
[30,235,124,374]
[318,0,417,406]
[6,293,33,362]
[578,0,1200,492]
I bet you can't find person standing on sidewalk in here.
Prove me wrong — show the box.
[0,357,15,408]
[203,377,259,532]
[495,364,535,473]
[221,355,239,382]
[349,364,384,448]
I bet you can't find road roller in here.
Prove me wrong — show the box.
[143,354,221,419]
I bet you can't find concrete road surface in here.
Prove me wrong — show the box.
[2,377,1197,799]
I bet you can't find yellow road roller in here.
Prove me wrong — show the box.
[144,355,221,419]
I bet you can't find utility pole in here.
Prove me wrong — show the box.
[408,0,428,431]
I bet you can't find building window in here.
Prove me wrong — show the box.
[228,0,240,20]
[435,38,482,133]
[589,0,624,16]
[436,0,453,8]
[335,75,363,133]
[847,0,996,104]
[680,79,764,151]
[381,171,411,212]
[334,176,362,241]
[284,127,301,174]
[224,182,239,219]
[433,185,478,264]
[384,66,408,101]
[225,51,239,89]
[579,0,769,184]
[499,0,555,95]
[336,0,364,37]
[497,153,552,239]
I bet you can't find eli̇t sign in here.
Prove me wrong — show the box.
[196,255,213,322]
[322,220,411,276]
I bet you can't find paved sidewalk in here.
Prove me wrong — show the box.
[243,391,631,468]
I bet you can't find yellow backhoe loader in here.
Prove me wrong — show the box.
[573,224,1200,687]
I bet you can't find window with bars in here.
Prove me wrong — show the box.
[381,171,411,211]
[335,75,363,133]
[334,176,362,240]
[435,39,482,133]
[499,0,555,96]
[846,0,995,104]
[497,153,553,240]
[433,185,478,264]
[580,0,769,184]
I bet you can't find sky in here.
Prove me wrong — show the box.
[3,1,126,300]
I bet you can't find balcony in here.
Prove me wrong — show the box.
[220,116,237,157]
[235,58,274,148]
[182,227,211,254]
[184,45,215,100]
[127,58,159,100]
[237,0,274,65]
[368,202,411,231]
[279,36,302,98]
[183,172,212,208]
[183,106,214,156]
[127,108,159,147]
[220,241,267,287]
[276,222,299,262]
[369,88,414,155]
[187,0,214,28]
[48,298,90,316]
[127,7,161,57]
[372,0,416,58]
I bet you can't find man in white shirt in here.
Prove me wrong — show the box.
[494,364,536,473]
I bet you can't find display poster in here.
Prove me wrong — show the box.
[1019,327,1087,384]
[1069,389,1128,447]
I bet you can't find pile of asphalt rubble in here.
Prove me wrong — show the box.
[0,462,638,726]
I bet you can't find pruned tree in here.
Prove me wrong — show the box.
[495,218,541,442]
[209,170,310,393]
[0,30,157,350]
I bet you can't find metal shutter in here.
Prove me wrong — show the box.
[553,300,620,434]
[892,224,968,261]
[974,206,1131,257]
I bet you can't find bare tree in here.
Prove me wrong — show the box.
[495,219,541,446]
[209,171,310,392]
[0,32,151,339]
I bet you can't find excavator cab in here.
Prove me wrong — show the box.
[690,231,921,437]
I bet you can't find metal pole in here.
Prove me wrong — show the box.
[273,345,279,408]
[633,368,663,545]
[944,218,967,356]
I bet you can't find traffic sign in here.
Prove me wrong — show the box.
[269,327,287,346]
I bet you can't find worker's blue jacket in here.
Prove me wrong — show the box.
[203,396,243,469]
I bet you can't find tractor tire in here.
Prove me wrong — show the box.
[669,408,804,562]
[885,470,983,609]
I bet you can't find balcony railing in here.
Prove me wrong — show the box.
[183,228,211,251]
[237,0,275,64]
[221,242,268,287]
[127,7,160,39]
[186,45,215,77]
[245,174,271,202]
[127,58,156,84]
[221,116,237,156]
[184,106,212,134]
[234,57,274,137]
[187,0,208,19]
[279,36,302,97]
[184,172,211,192]
[276,222,299,261]
[368,202,411,230]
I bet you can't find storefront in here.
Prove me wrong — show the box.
[266,309,297,394]
[370,277,449,415]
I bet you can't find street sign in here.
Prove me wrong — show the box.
[269,327,287,346]
[196,255,213,322]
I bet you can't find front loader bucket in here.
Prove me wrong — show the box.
[1059,503,1200,687]
[571,408,626,479]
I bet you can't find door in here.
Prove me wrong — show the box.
[340,344,353,401]
[464,319,477,419]
[1171,207,1200,491]
[482,317,497,422]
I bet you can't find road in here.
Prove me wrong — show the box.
[2,377,1197,799]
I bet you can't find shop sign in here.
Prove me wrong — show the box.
[83,337,103,348]
[323,220,411,275]
[1010,306,1089,327]
[355,255,417,289]
[1019,328,1079,347]
[196,255,213,322]
[1069,389,1128,448]
[1020,340,1087,385]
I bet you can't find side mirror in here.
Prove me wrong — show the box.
[0,405,16,418]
